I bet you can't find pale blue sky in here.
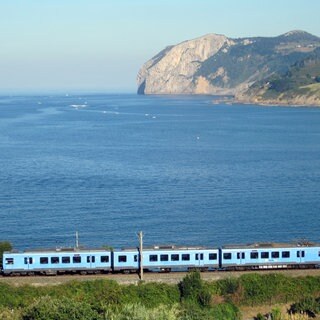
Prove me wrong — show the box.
[1,0,319,93]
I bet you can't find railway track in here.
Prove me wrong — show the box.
[1,268,320,287]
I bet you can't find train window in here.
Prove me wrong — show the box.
[134,255,138,262]
[73,256,81,263]
[271,252,279,258]
[297,251,305,258]
[24,257,28,264]
[40,257,48,264]
[319,251,320,257]
[171,254,179,261]
[250,252,258,259]
[51,257,59,264]
[182,254,190,261]
[237,252,245,259]
[149,255,158,262]
[62,257,70,264]
[261,252,269,259]
[282,251,290,258]
[101,256,109,263]
[209,253,217,260]
[160,254,169,261]
[118,255,127,263]
[5,258,14,265]
[223,253,232,260]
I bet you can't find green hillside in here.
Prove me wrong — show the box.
[244,47,320,104]
[196,31,320,89]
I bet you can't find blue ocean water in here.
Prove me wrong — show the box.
[0,94,320,250]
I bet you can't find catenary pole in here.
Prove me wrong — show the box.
[138,231,143,280]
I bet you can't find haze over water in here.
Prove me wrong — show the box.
[0,94,319,250]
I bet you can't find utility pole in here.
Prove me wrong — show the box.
[75,231,79,249]
[138,231,143,281]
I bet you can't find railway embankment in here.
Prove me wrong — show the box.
[1,270,320,319]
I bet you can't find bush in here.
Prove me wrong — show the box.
[179,271,203,302]
[0,283,41,309]
[180,302,240,320]
[0,307,21,320]
[134,282,180,308]
[217,277,240,296]
[254,313,265,320]
[178,271,211,306]
[270,307,281,320]
[211,302,241,320]
[22,296,102,320]
[290,296,320,318]
[0,242,12,268]
[105,303,179,320]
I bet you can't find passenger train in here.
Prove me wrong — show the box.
[2,241,320,275]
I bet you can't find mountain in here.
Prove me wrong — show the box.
[137,31,320,105]
[237,47,320,105]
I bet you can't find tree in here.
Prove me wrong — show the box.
[178,271,211,307]
[0,242,12,268]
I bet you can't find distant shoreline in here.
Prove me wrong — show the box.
[140,93,320,107]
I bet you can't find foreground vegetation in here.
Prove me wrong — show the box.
[1,271,320,319]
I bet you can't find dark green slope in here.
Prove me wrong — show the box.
[244,47,320,104]
[196,31,320,90]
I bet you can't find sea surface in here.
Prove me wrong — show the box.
[0,94,320,250]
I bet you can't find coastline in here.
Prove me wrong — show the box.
[140,93,320,107]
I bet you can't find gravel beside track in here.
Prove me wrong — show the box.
[1,269,320,287]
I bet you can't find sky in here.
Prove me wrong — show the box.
[1,0,320,94]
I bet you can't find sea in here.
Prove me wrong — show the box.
[0,93,320,250]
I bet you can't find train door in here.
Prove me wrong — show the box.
[195,253,204,267]
[297,250,305,263]
[24,257,33,271]
[87,255,96,269]
[237,252,245,265]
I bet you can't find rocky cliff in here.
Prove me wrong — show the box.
[137,34,235,95]
[137,31,320,105]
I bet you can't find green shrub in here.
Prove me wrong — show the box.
[211,302,241,320]
[180,302,240,320]
[290,296,320,318]
[22,295,102,320]
[105,303,179,320]
[255,313,265,320]
[178,270,211,306]
[135,282,180,308]
[179,271,203,302]
[0,306,21,320]
[216,277,240,295]
[0,242,12,268]
[270,307,281,320]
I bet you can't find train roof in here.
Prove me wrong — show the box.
[118,245,218,252]
[4,247,111,254]
[222,242,320,250]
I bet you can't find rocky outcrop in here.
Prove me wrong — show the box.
[137,34,234,94]
[137,31,320,104]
